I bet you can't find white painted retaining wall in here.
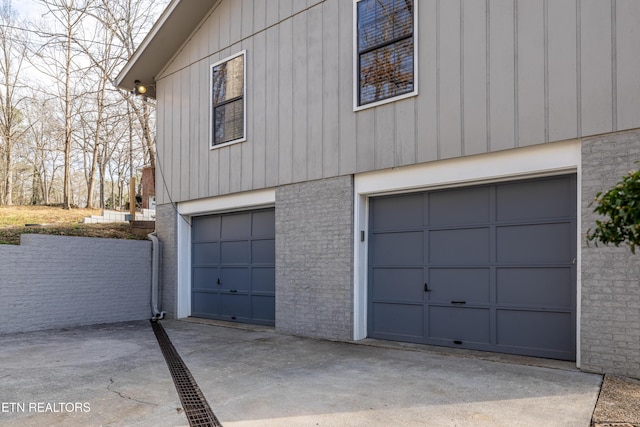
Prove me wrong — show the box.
[0,234,152,334]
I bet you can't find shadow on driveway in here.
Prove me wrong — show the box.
[0,319,602,426]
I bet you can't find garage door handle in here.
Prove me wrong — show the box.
[451,301,466,305]
[230,289,238,293]
[424,283,431,292]
[217,278,221,285]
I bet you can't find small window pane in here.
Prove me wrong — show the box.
[211,52,245,147]
[358,0,413,51]
[214,99,244,145]
[359,38,414,105]
[212,55,244,104]
[356,0,414,107]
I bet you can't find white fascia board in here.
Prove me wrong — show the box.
[177,188,276,216]
[154,0,222,82]
[355,140,581,196]
[115,0,180,87]
[116,0,220,96]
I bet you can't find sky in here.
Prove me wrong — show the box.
[5,0,170,87]
[12,0,46,19]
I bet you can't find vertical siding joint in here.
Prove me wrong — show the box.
[460,0,465,156]
[544,0,549,143]
[611,0,617,131]
[485,0,491,152]
[576,0,582,137]
[514,0,519,147]
[436,0,441,159]
[319,5,325,176]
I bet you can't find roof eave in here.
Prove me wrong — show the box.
[115,0,219,99]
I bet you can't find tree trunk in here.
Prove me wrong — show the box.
[99,157,106,209]
[2,144,11,205]
[62,4,73,210]
[85,148,97,208]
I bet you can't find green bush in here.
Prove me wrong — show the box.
[587,167,640,254]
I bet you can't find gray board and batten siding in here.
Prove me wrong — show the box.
[154,0,640,205]
[368,175,577,360]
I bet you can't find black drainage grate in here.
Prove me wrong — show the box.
[151,320,222,427]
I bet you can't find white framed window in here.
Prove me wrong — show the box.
[353,0,418,111]
[210,50,246,149]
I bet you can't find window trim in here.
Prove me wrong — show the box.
[353,0,418,111]
[209,50,247,150]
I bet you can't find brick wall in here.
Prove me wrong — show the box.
[581,129,640,378]
[0,235,151,334]
[156,203,178,318]
[275,176,354,340]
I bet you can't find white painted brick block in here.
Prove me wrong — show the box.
[581,129,640,379]
[0,235,152,334]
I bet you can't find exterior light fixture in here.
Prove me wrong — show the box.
[134,80,147,95]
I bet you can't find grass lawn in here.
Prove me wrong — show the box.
[0,206,151,245]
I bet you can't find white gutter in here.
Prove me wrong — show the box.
[148,232,166,320]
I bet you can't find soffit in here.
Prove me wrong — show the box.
[115,0,219,98]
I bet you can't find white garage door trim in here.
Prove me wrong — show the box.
[176,188,276,319]
[353,140,582,365]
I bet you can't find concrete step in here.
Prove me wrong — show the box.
[82,210,156,224]
[141,208,156,218]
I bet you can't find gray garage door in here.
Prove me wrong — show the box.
[368,175,577,360]
[191,209,275,326]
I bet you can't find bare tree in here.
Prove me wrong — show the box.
[90,0,159,171]
[68,0,163,206]
[33,0,89,209]
[0,0,29,205]
[71,1,116,208]
[21,91,64,205]
[0,0,167,207]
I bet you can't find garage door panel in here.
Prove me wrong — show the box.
[220,268,251,291]
[429,268,490,303]
[429,228,490,265]
[252,295,275,322]
[252,239,275,264]
[429,307,490,344]
[252,210,275,237]
[192,292,219,315]
[497,268,572,307]
[368,175,576,360]
[371,303,424,338]
[429,187,490,226]
[370,194,425,229]
[497,310,573,353]
[221,241,251,264]
[497,177,575,221]
[371,232,424,266]
[193,267,218,290]
[192,209,275,326]
[192,216,220,242]
[220,293,250,319]
[372,268,424,301]
[192,243,219,265]
[497,223,573,264]
[252,267,275,292]
[221,213,252,239]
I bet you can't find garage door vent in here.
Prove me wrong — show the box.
[151,320,222,427]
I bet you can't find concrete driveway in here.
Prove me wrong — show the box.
[0,320,601,426]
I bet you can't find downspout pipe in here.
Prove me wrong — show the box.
[148,232,166,321]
